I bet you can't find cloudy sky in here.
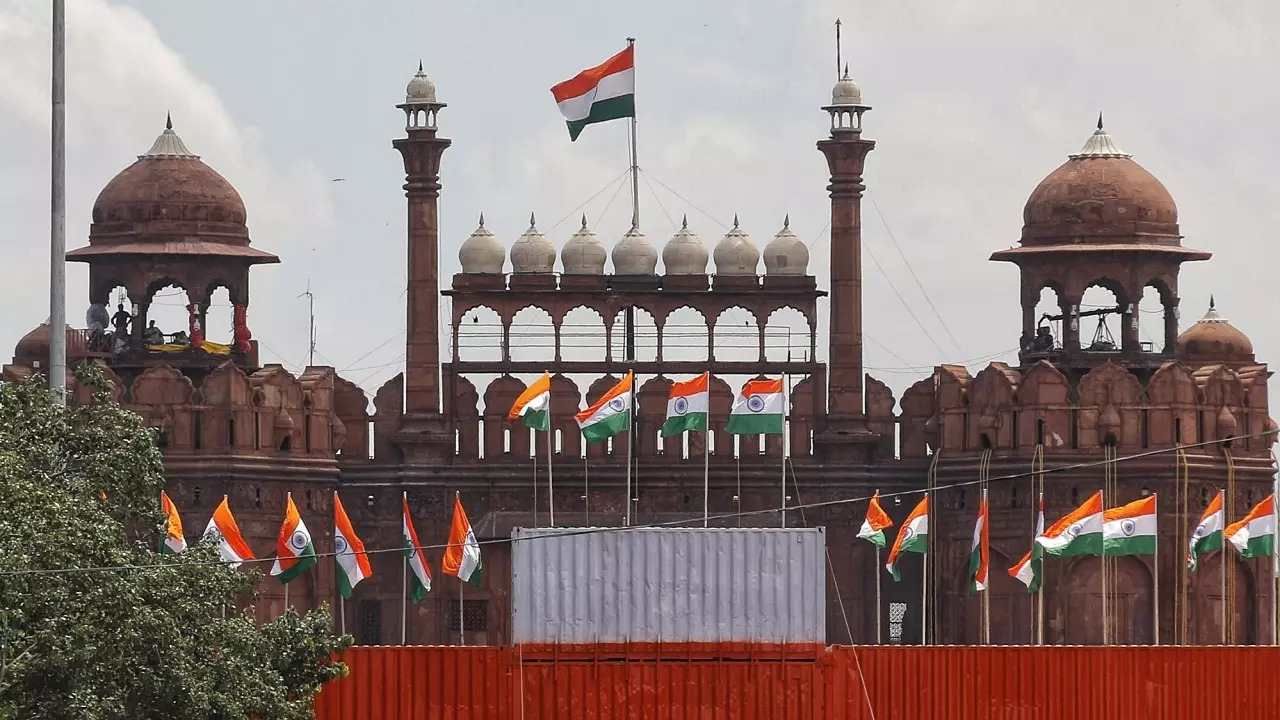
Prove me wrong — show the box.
[1,0,1276,410]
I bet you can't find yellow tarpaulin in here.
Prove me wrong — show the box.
[145,341,231,356]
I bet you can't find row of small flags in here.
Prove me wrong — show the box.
[859,488,1278,592]
[510,371,788,440]
[158,489,483,600]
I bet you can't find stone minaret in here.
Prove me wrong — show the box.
[392,63,453,461]
[815,66,878,462]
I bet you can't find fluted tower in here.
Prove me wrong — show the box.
[814,66,877,461]
[392,62,453,461]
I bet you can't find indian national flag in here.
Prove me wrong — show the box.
[1225,493,1277,560]
[551,45,635,141]
[886,495,928,581]
[509,372,551,431]
[576,371,633,444]
[1187,489,1224,572]
[159,490,186,554]
[334,492,373,599]
[1103,495,1157,556]
[857,491,894,548]
[202,495,255,569]
[1036,490,1103,557]
[270,493,317,584]
[443,492,483,587]
[403,492,432,603]
[724,378,785,435]
[661,372,709,437]
[970,491,989,594]
[1009,493,1045,593]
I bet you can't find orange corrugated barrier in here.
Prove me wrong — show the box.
[314,644,1280,719]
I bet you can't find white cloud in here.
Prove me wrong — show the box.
[0,0,335,377]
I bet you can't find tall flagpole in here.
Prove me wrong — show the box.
[401,492,408,645]
[626,37,639,229]
[625,371,634,527]
[459,577,466,646]
[1221,485,1227,645]
[339,594,346,636]
[1101,485,1108,646]
[781,373,789,529]
[1153,493,1160,645]
[982,483,991,646]
[546,399,555,526]
[49,0,67,403]
[874,546,882,644]
[702,378,710,527]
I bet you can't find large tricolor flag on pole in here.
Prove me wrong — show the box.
[661,372,709,436]
[403,493,432,603]
[443,492,484,588]
[970,491,990,594]
[858,491,894,548]
[159,490,186,554]
[1036,490,1104,557]
[1226,494,1277,560]
[551,44,636,141]
[886,495,928,581]
[1009,493,1045,592]
[270,493,317,584]
[576,371,633,444]
[1103,495,1157,556]
[1187,489,1224,571]
[203,496,254,569]
[334,492,373,599]
[509,372,551,431]
[725,378,785,435]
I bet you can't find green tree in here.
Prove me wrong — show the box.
[0,370,351,719]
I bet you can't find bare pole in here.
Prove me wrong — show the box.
[625,372,634,527]
[627,37,639,230]
[401,492,408,645]
[1153,493,1159,645]
[1101,481,1109,647]
[874,546,882,644]
[339,594,346,636]
[781,372,789,529]
[1221,485,1227,646]
[835,18,843,80]
[49,0,67,403]
[546,416,555,527]
[459,577,465,646]
[702,380,710,527]
[297,283,316,366]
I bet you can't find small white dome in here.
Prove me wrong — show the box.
[561,215,607,275]
[458,213,505,274]
[713,215,759,276]
[406,62,437,104]
[762,215,809,276]
[510,213,556,274]
[830,65,862,107]
[661,216,708,275]
[611,224,659,275]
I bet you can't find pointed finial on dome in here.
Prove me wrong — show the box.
[166,112,173,131]
[1097,111,1104,130]
[843,63,850,80]
[580,213,588,229]
[681,214,688,230]
[529,211,537,228]
[478,212,485,227]
[1070,114,1131,159]
[1210,294,1216,310]
[783,213,790,229]
[733,213,740,229]
[418,60,424,73]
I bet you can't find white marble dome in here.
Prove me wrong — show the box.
[509,213,556,274]
[458,213,505,274]
[713,215,759,276]
[611,224,659,275]
[406,62,437,104]
[831,65,862,107]
[661,216,708,275]
[561,215,607,275]
[762,215,809,276]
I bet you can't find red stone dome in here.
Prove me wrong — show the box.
[88,118,248,245]
[1176,299,1254,364]
[1021,121,1181,248]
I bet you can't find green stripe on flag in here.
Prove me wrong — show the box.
[859,530,885,549]
[521,408,550,432]
[724,413,783,435]
[567,95,635,141]
[336,560,356,600]
[661,411,707,437]
[1238,533,1275,560]
[277,543,317,584]
[1104,535,1156,557]
[1188,530,1223,572]
[1041,532,1103,557]
[581,411,631,444]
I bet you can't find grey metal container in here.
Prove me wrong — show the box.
[510,526,826,644]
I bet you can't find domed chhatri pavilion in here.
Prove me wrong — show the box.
[4,59,1275,648]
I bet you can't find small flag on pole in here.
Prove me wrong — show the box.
[1103,495,1157,556]
[1009,493,1045,592]
[1187,490,1224,571]
[270,493,317,584]
[403,493,432,603]
[443,492,483,588]
[576,371,633,444]
[724,378,785,435]
[661,372,709,437]
[159,490,186,554]
[202,496,255,569]
[551,45,636,141]
[334,492,373,599]
[886,495,929,581]
[857,491,894,548]
[509,372,552,431]
[1036,491,1104,557]
[1226,494,1277,559]
[969,493,989,594]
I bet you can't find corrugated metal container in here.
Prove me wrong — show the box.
[510,527,826,644]
[315,645,1280,720]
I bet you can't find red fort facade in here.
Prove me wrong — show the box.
[5,64,1276,648]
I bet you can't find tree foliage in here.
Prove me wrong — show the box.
[0,370,351,719]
